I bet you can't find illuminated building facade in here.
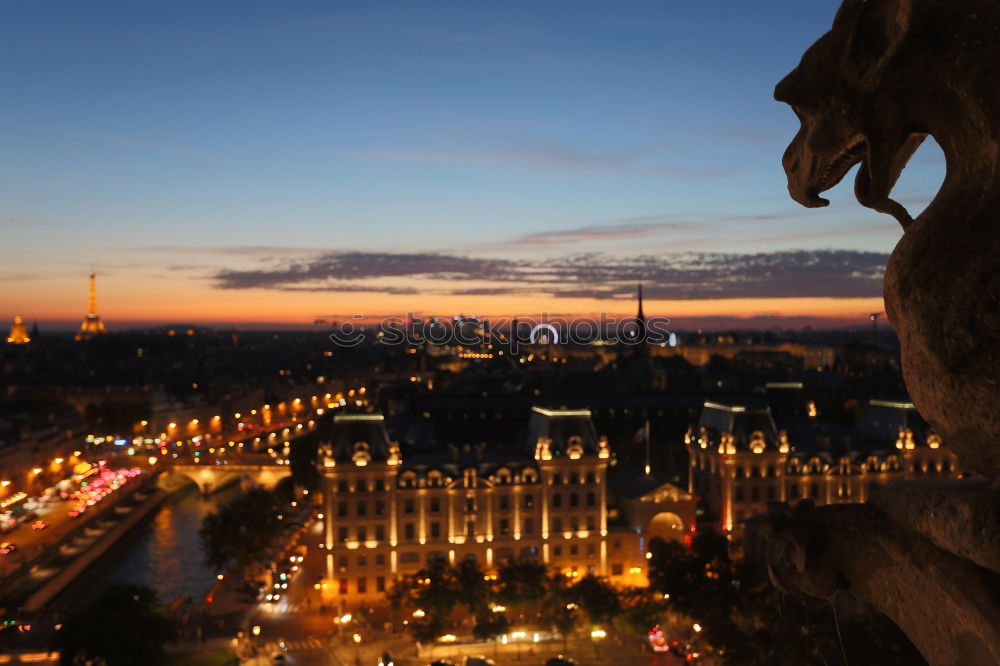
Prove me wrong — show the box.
[318,407,696,607]
[686,398,961,535]
[75,272,106,341]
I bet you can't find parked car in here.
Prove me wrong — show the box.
[30,520,48,530]
[544,658,576,666]
[0,543,16,555]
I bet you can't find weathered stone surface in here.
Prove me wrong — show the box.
[773,1,1000,663]
[869,479,1000,573]
[767,501,1000,666]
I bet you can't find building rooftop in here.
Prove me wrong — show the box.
[697,400,779,450]
[524,406,601,457]
[327,412,393,462]
[862,398,930,446]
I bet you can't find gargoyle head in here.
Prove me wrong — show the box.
[775,0,926,229]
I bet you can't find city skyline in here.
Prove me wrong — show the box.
[2,1,945,328]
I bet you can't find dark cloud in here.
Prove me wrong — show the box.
[279,284,421,295]
[212,250,887,300]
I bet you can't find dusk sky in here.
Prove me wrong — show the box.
[1,0,945,329]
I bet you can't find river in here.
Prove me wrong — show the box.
[56,482,244,608]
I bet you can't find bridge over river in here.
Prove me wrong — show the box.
[162,454,292,494]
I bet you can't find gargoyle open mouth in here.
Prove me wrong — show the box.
[806,136,866,206]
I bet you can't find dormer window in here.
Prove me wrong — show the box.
[352,441,372,467]
[535,437,553,461]
[566,435,584,460]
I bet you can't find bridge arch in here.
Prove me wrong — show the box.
[163,464,292,495]
[156,473,199,494]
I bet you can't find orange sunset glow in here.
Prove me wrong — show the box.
[4,270,886,330]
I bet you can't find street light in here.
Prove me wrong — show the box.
[352,632,363,663]
[250,624,262,659]
[591,628,606,658]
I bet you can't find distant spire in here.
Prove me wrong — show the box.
[635,282,647,342]
[88,271,97,316]
[75,271,106,340]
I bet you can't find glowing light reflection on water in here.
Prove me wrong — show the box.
[62,482,243,607]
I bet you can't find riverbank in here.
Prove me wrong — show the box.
[0,480,248,659]
[24,486,169,610]
[49,480,246,615]
[0,471,156,607]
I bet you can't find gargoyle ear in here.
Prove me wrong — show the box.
[842,0,912,89]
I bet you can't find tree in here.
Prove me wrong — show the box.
[199,487,283,572]
[568,575,621,625]
[472,611,509,643]
[496,558,547,607]
[53,584,176,666]
[387,558,465,643]
[455,557,491,615]
[415,558,464,617]
[616,587,670,635]
[409,614,448,645]
[539,574,580,652]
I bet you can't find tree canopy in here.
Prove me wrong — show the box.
[199,487,284,572]
[495,559,548,606]
[53,584,176,666]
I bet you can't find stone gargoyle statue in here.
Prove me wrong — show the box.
[770,0,1000,664]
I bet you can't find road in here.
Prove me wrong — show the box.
[0,469,147,578]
